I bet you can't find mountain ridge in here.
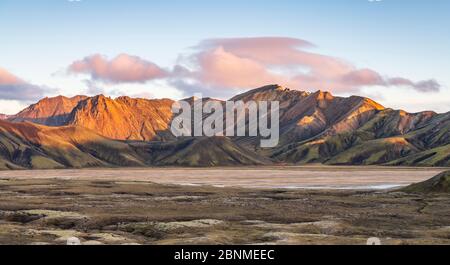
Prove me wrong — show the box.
[1,84,449,169]
[8,95,88,126]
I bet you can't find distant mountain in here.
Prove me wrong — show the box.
[8,95,87,125]
[8,95,174,141]
[67,95,174,141]
[231,85,386,149]
[0,114,8,120]
[1,84,449,169]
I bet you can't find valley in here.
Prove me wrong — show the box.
[0,85,449,245]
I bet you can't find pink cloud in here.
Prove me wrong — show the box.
[0,67,23,85]
[65,38,441,96]
[179,37,441,93]
[340,69,384,87]
[197,37,315,66]
[0,67,46,101]
[195,46,286,88]
[68,54,168,84]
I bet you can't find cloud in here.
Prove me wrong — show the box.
[173,37,441,94]
[0,67,47,101]
[82,79,105,95]
[386,77,440,92]
[168,78,239,99]
[68,54,168,84]
[193,46,286,88]
[0,68,21,84]
[66,37,441,97]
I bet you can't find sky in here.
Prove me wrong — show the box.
[0,0,449,114]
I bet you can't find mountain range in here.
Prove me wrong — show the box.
[0,85,449,169]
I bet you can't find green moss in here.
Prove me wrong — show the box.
[30,156,65,169]
[387,144,450,167]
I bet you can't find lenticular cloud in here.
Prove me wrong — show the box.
[68,54,168,84]
[178,37,441,93]
[66,37,441,94]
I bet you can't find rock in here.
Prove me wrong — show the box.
[83,240,104,245]
[66,237,81,245]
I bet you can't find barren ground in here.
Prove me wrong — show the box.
[0,167,449,245]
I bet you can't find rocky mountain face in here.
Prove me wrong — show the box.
[8,95,87,126]
[1,84,449,169]
[0,114,8,120]
[8,95,174,141]
[67,95,174,141]
[231,85,386,149]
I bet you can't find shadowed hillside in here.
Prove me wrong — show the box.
[402,171,450,193]
[0,120,148,169]
[134,137,271,167]
[0,120,268,169]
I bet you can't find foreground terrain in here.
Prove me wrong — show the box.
[0,172,449,245]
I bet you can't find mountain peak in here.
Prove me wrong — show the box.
[362,97,385,111]
[259,84,286,91]
[8,94,88,126]
[91,94,109,101]
[248,84,290,94]
[231,84,310,102]
[115,95,132,101]
[68,95,174,141]
[182,96,200,102]
[313,90,334,100]
[38,95,87,103]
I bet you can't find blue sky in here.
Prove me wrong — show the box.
[0,0,449,114]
